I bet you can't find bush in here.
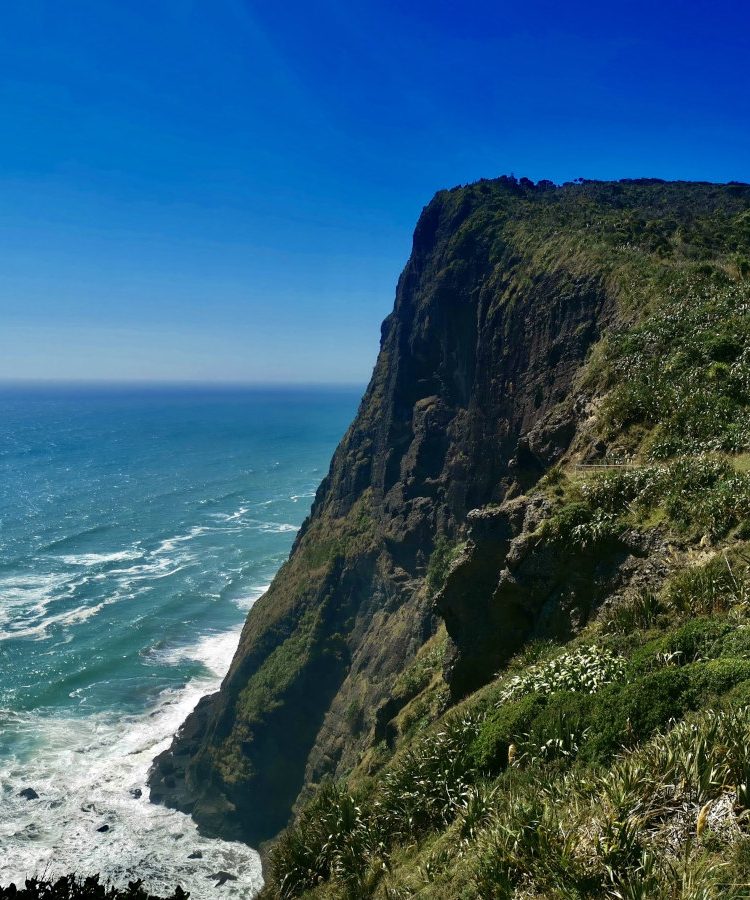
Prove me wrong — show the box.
[583,662,750,763]
[628,617,732,672]
[688,658,750,699]
[267,782,382,899]
[497,644,627,704]
[664,553,750,616]
[579,456,750,539]
[716,624,750,659]
[540,502,624,549]
[374,711,480,839]
[597,279,750,457]
[468,694,547,772]
[525,690,598,761]
[582,668,696,762]
[602,589,663,634]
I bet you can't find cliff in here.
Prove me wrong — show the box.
[149,177,750,871]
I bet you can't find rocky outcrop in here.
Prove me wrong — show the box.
[437,496,674,698]
[151,178,743,848]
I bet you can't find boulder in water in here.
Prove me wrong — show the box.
[207,872,237,886]
[19,788,39,800]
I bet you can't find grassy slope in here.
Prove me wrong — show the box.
[260,180,750,899]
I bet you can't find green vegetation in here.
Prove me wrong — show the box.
[262,576,750,898]
[597,280,750,459]
[495,644,626,704]
[426,537,465,595]
[391,633,447,701]
[538,457,750,544]
[208,490,377,784]
[7,182,750,898]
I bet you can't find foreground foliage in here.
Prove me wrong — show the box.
[263,556,750,898]
[0,878,187,900]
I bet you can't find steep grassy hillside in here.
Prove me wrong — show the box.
[152,178,750,897]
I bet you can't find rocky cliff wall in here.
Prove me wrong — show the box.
[149,177,618,844]
[150,177,750,847]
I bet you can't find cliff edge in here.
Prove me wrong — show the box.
[149,176,750,852]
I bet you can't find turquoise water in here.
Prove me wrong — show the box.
[0,385,360,897]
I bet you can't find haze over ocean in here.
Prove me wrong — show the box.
[0,385,360,897]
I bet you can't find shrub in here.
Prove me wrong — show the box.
[602,589,663,634]
[664,553,750,616]
[525,691,597,762]
[716,624,750,659]
[267,782,382,899]
[579,456,750,539]
[468,694,547,772]
[581,668,696,762]
[0,879,187,900]
[628,617,732,672]
[688,658,750,699]
[634,706,750,807]
[472,784,591,898]
[374,711,481,839]
[664,618,734,661]
[496,644,627,705]
[597,279,750,458]
[584,663,750,764]
[540,502,624,549]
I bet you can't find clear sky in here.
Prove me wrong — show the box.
[1,0,749,384]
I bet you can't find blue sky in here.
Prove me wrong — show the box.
[1,1,748,383]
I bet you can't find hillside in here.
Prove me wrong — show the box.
[150,176,750,897]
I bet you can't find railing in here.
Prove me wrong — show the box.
[573,462,641,471]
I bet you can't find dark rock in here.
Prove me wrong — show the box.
[207,872,236,886]
[19,788,39,800]
[187,850,203,859]
[129,788,142,799]
[97,824,110,832]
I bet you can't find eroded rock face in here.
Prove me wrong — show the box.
[437,496,638,698]
[149,178,618,846]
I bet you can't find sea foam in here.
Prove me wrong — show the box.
[0,627,264,899]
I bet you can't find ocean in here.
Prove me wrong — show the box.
[0,385,361,898]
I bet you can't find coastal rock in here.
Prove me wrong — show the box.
[150,177,750,849]
[19,788,39,801]
[149,178,617,844]
[207,872,236,886]
[434,494,674,698]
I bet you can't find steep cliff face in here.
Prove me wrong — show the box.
[150,177,750,848]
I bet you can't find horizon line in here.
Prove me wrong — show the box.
[0,378,368,390]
